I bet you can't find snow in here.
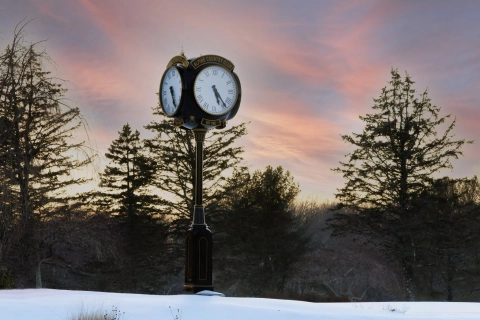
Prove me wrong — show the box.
[196,290,225,297]
[1,289,480,320]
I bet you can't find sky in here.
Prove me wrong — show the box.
[2,289,480,319]
[0,0,479,200]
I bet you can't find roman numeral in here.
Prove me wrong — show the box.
[226,80,231,85]
[225,97,233,106]
[204,70,210,77]
[203,102,209,110]
[228,90,233,94]
[213,69,218,75]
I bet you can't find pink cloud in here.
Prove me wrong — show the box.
[37,2,68,23]
[64,59,137,103]
[16,0,479,198]
[239,93,347,195]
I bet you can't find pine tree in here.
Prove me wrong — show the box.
[414,176,480,301]
[215,166,306,295]
[99,123,162,226]
[97,123,174,292]
[0,22,94,288]
[330,69,473,300]
[144,114,247,233]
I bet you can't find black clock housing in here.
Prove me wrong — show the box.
[160,54,241,130]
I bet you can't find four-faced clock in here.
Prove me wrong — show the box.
[160,66,183,116]
[193,65,238,116]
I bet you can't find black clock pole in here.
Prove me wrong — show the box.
[183,128,214,293]
[160,53,241,294]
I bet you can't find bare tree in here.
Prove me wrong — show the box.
[0,21,95,287]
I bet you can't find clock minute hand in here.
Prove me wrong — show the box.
[169,86,177,106]
[212,85,227,108]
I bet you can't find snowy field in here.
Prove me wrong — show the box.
[1,289,480,320]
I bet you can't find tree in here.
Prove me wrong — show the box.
[98,123,162,226]
[330,69,473,300]
[144,114,247,233]
[284,200,404,302]
[413,176,480,301]
[215,166,306,296]
[97,123,174,293]
[0,22,94,288]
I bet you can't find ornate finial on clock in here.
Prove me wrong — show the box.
[180,47,186,58]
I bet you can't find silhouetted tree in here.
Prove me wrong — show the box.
[97,123,173,292]
[145,115,247,234]
[0,22,94,288]
[330,69,473,300]
[99,123,163,226]
[215,166,306,296]
[413,176,480,301]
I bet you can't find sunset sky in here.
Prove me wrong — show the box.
[1,0,479,200]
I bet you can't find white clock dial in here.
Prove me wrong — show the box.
[160,66,182,116]
[193,66,238,115]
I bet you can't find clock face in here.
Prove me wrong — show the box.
[193,66,238,115]
[160,66,183,116]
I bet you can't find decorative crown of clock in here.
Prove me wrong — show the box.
[159,52,242,130]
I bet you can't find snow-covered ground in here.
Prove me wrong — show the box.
[1,289,480,320]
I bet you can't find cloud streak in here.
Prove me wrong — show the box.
[1,0,479,199]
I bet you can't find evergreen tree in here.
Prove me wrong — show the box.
[0,22,94,288]
[330,69,473,300]
[145,114,247,233]
[414,176,480,301]
[99,123,162,226]
[215,166,307,296]
[98,123,172,293]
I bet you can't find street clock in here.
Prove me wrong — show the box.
[158,52,243,294]
[159,53,242,129]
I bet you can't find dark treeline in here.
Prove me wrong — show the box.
[1,24,480,302]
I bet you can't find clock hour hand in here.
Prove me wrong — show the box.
[169,86,177,106]
[212,85,227,108]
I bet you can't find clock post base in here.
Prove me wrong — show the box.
[183,284,214,294]
[183,224,213,294]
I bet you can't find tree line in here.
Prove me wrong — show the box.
[1,24,479,302]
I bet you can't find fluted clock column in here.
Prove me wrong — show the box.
[183,128,213,293]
